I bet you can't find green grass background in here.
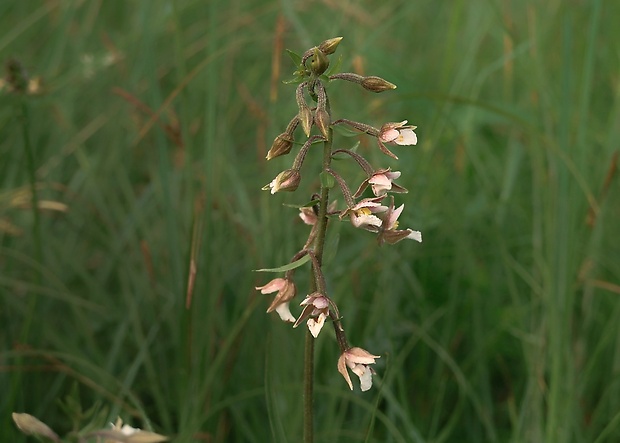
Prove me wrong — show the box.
[2,0,619,442]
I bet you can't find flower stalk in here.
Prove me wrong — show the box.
[256,37,422,442]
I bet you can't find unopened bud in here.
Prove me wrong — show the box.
[309,47,329,76]
[296,83,313,136]
[263,169,301,194]
[314,108,330,139]
[361,76,397,93]
[298,106,313,137]
[318,37,343,55]
[314,82,331,138]
[12,413,59,442]
[266,134,294,160]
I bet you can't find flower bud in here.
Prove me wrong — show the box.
[296,83,313,136]
[314,108,330,139]
[266,133,294,160]
[12,413,59,441]
[309,47,329,76]
[263,169,301,194]
[298,106,313,137]
[314,82,330,139]
[361,76,397,93]
[318,37,343,55]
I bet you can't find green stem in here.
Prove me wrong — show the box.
[303,126,333,443]
[313,129,334,264]
[20,98,42,342]
[303,328,314,443]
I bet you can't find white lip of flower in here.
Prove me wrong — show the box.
[347,199,388,231]
[306,313,327,337]
[379,120,418,146]
[106,418,169,442]
[119,424,140,435]
[405,230,422,242]
[274,303,296,323]
[337,347,380,392]
[338,198,387,232]
[350,208,382,231]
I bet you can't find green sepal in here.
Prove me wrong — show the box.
[323,54,343,77]
[320,171,335,188]
[331,142,360,159]
[333,123,363,137]
[283,75,305,85]
[286,49,302,66]
[254,254,310,272]
[283,198,320,209]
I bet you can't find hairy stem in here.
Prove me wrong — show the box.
[303,328,315,443]
[303,120,333,443]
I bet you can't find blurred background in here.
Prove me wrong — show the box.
[1,1,619,442]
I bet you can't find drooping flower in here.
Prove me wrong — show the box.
[293,292,330,338]
[299,200,338,225]
[354,168,408,197]
[379,120,417,145]
[376,120,417,159]
[299,206,318,225]
[337,347,380,392]
[377,197,422,245]
[340,197,388,232]
[256,278,297,322]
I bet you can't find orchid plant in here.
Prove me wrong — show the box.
[255,37,421,442]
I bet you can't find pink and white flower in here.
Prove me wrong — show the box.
[337,347,380,392]
[293,292,330,337]
[376,120,418,159]
[299,207,317,225]
[354,168,408,197]
[378,198,422,245]
[255,278,297,323]
[341,197,388,232]
[379,120,418,145]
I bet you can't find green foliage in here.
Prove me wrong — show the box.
[1,0,619,442]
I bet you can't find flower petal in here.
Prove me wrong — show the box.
[346,347,381,364]
[307,313,326,338]
[406,230,423,242]
[275,302,296,323]
[350,212,382,230]
[337,353,354,390]
[379,128,399,143]
[394,129,417,145]
[356,365,374,391]
[256,278,286,294]
[299,207,317,225]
